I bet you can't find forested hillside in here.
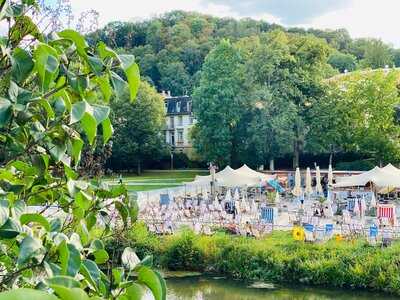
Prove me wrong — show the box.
[89,11,400,170]
[88,10,399,96]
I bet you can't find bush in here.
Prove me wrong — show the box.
[125,229,400,295]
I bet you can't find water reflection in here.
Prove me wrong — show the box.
[145,276,398,300]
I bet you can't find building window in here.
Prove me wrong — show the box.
[176,101,181,112]
[170,131,175,145]
[177,130,183,143]
[187,101,192,112]
[178,116,183,126]
[189,117,194,124]
[169,116,174,128]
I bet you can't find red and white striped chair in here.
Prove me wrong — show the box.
[377,204,396,226]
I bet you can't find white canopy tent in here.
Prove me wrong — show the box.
[334,165,400,189]
[186,165,274,188]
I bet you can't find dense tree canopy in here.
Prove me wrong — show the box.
[109,81,167,173]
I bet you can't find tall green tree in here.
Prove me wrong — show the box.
[110,81,167,173]
[192,40,247,166]
[326,70,400,163]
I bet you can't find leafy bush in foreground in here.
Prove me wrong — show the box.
[0,1,165,299]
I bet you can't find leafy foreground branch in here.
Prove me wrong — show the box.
[0,1,165,299]
[125,223,400,295]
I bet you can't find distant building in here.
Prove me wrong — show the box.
[162,91,196,155]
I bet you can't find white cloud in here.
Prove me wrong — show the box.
[306,0,400,47]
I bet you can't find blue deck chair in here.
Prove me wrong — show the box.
[304,223,314,233]
[325,224,334,235]
[160,194,170,206]
[261,207,274,223]
[369,225,378,238]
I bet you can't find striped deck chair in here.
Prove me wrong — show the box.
[261,207,274,224]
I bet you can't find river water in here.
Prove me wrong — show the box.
[145,275,398,300]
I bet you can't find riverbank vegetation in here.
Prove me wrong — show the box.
[118,223,400,295]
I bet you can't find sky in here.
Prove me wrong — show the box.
[69,0,400,47]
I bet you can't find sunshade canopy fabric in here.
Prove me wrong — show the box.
[186,165,275,188]
[334,165,400,188]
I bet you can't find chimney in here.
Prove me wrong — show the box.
[167,90,171,97]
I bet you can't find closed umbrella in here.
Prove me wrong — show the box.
[370,193,377,208]
[305,167,313,195]
[328,164,333,187]
[292,167,303,197]
[353,199,360,217]
[360,195,366,218]
[316,166,323,195]
[233,188,240,201]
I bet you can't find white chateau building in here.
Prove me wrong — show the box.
[162,91,196,155]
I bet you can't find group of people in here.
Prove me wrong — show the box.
[139,190,277,236]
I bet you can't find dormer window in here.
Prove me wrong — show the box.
[176,101,181,112]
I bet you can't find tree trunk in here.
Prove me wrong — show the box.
[293,140,300,169]
[269,159,275,171]
[137,159,141,175]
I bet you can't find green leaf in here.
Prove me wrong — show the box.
[51,287,89,300]
[85,212,97,231]
[59,241,82,277]
[20,213,50,231]
[46,275,81,288]
[97,41,117,60]
[49,142,67,162]
[90,239,104,251]
[0,98,12,128]
[9,81,32,104]
[92,105,110,124]
[80,259,101,290]
[129,199,139,223]
[71,138,84,165]
[0,200,8,228]
[0,218,21,239]
[17,235,42,266]
[50,218,62,232]
[110,71,128,100]
[137,266,166,300]
[39,99,55,119]
[0,288,59,300]
[112,267,124,285]
[94,249,109,264]
[75,191,91,211]
[119,55,140,102]
[11,47,34,83]
[77,221,89,246]
[58,30,88,59]
[115,201,128,224]
[81,113,97,145]
[123,283,145,300]
[34,43,59,92]
[87,56,103,76]
[70,101,90,124]
[44,261,62,277]
[97,75,112,103]
[102,117,113,144]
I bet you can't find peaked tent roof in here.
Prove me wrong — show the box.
[236,164,275,181]
[334,165,400,188]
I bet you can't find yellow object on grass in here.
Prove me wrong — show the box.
[293,226,305,241]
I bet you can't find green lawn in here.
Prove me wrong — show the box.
[105,170,208,193]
